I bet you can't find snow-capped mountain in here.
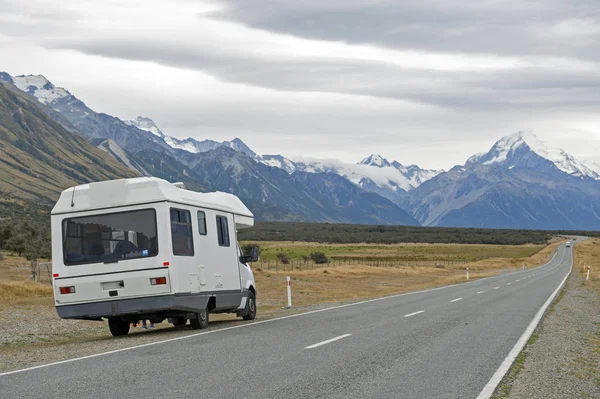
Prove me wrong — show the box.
[360,154,391,168]
[11,75,70,105]
[124,116,263,161]
[124,116,165,138]
[2,73,172,154]
[406,131,600,229]
[477,131,600,180]
[293,155,441,193]
[262,154,298,174]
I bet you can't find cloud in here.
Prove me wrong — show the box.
[0,0,598,169]
[211,1,600,61]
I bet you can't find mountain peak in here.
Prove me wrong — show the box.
[12,74,70,105]
[359,154,391,168]
[476,131,599,179]
[124,116,165,138]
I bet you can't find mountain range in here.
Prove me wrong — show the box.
[1,72,599,229]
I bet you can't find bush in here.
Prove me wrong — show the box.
[0,251,4,261]
[310,251,329,264]
[276,252,290,264]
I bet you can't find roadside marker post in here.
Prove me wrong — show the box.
[586,266,591,281]
[286,276,292,308]
[466,267,469,281]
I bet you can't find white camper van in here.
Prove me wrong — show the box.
[51,177,259,336]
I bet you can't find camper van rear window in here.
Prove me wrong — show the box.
[170,208,195,256]
[62,209,158,266]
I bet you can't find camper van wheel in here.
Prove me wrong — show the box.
[243,292,257,321]
[171,317,187,327]
[108,317,130,337]
[189,309,209,330]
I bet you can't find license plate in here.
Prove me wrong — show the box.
[102,281,124,290]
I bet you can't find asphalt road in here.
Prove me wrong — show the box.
[2,243,574,399]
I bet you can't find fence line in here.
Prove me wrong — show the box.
[256,258,471,271]
[29,260,52,283]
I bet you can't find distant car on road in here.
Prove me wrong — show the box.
[565,241,571,247]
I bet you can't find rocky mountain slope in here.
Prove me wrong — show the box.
[0,81,138,203]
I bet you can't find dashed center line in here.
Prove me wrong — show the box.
[506,283,511,286]
[516,280,520,282]
[476,291,485,294]
[450,298,463,303]
[494,286,500,289]
[404,310,425,318]
[305,334,352,349]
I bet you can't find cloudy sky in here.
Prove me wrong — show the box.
[1,0,599,169]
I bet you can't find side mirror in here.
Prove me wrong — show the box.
[240,246,259,264]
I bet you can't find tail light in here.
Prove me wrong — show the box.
[150,277,167,285]
[59,286,76,294]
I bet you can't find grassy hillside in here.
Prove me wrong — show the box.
[0,82,138,204]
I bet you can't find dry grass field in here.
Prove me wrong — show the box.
[573,238,600,292]
[0,240,563,366]
[252,241,560,310]
[249,241,546,263]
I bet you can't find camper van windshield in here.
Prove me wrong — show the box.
[62,209,158,266]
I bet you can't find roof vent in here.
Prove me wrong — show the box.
[172,182,187,190]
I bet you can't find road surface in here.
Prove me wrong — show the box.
[1,243,574,399]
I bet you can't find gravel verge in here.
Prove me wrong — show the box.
[0,299,366,374]
[492,270,600,398]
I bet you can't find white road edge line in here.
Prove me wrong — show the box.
[305,334,352,349]
[450,298,463,303]
[0,246,564,378]
[476,245,573,399]
[494,287,500,289]
[404,310,425,318]
[476,291,485,294]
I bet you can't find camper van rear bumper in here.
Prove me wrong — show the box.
[56,291,248,320]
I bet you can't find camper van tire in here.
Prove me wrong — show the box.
[243,292,257,321]
[189,309,209,330]
[108,317,130,337]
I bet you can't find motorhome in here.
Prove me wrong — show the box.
[51,177,258,336]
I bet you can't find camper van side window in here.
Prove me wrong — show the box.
[216,216,230,247]
[170,208,194,256]
[197,211,207,235]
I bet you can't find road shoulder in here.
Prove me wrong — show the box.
[493,267,600,398]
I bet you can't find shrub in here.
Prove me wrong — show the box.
[276,252,290,264]
[310,251,329,264]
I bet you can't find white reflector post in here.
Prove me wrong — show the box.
[286,276,292,309]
